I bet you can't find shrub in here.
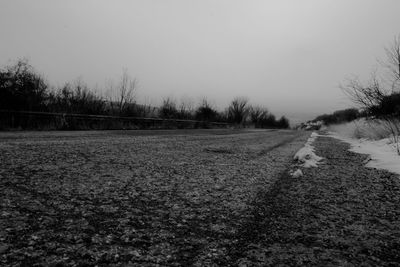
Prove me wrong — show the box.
[159,97,178,119]
[176,99,194,120]
[248,105,289,128]
[313,108,360,125]
[370,92,400,117]
[0,59,48,111]
[263,113,276,127]
[195,99,218,122]
[48,82,106,115]
[277,116,290,129]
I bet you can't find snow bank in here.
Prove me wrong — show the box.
[327,118,395,140]
[293,132,323,168]
[328,132,400,175]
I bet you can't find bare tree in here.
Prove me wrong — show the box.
[228,97,249,125]
[344,35,400,107]
[341,35,400,154]
[382,35,400,91]
[249,105,267,124]
[117,69,136,115]
[178,97,195,119]
[340,72,385,114]
[106,69,137,116]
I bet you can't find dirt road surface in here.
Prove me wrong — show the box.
[2,130,400,266]
[232,134,400,266]
[0,129,309,266]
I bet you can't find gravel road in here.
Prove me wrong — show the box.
[0,129,309,266]
[231,134,400,266]
[2,130,399,266]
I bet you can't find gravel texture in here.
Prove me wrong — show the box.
[2,130,399,266]
[231,134,400,266]
[0,129,308,266]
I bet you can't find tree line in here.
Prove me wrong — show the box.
[0,59,289,129]
[311,108,360,125]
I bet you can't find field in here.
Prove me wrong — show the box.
[0,129,309,266]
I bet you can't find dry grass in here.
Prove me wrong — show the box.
[327,118,399,140]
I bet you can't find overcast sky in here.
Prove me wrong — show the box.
[1,0,400,123]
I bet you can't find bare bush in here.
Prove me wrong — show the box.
[341,73,385,113]
[49,80,106,115]
[159,97,178,119]
[134,103,157,118]
[177,97,195,120]
[195,98,218,122]
[341,35,400,154]
[313,108,360,125]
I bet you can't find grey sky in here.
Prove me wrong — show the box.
[1,0,400,123]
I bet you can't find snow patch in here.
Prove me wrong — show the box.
[293,132,323,168]
[290,169,303,178]
[328,132,400,175]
